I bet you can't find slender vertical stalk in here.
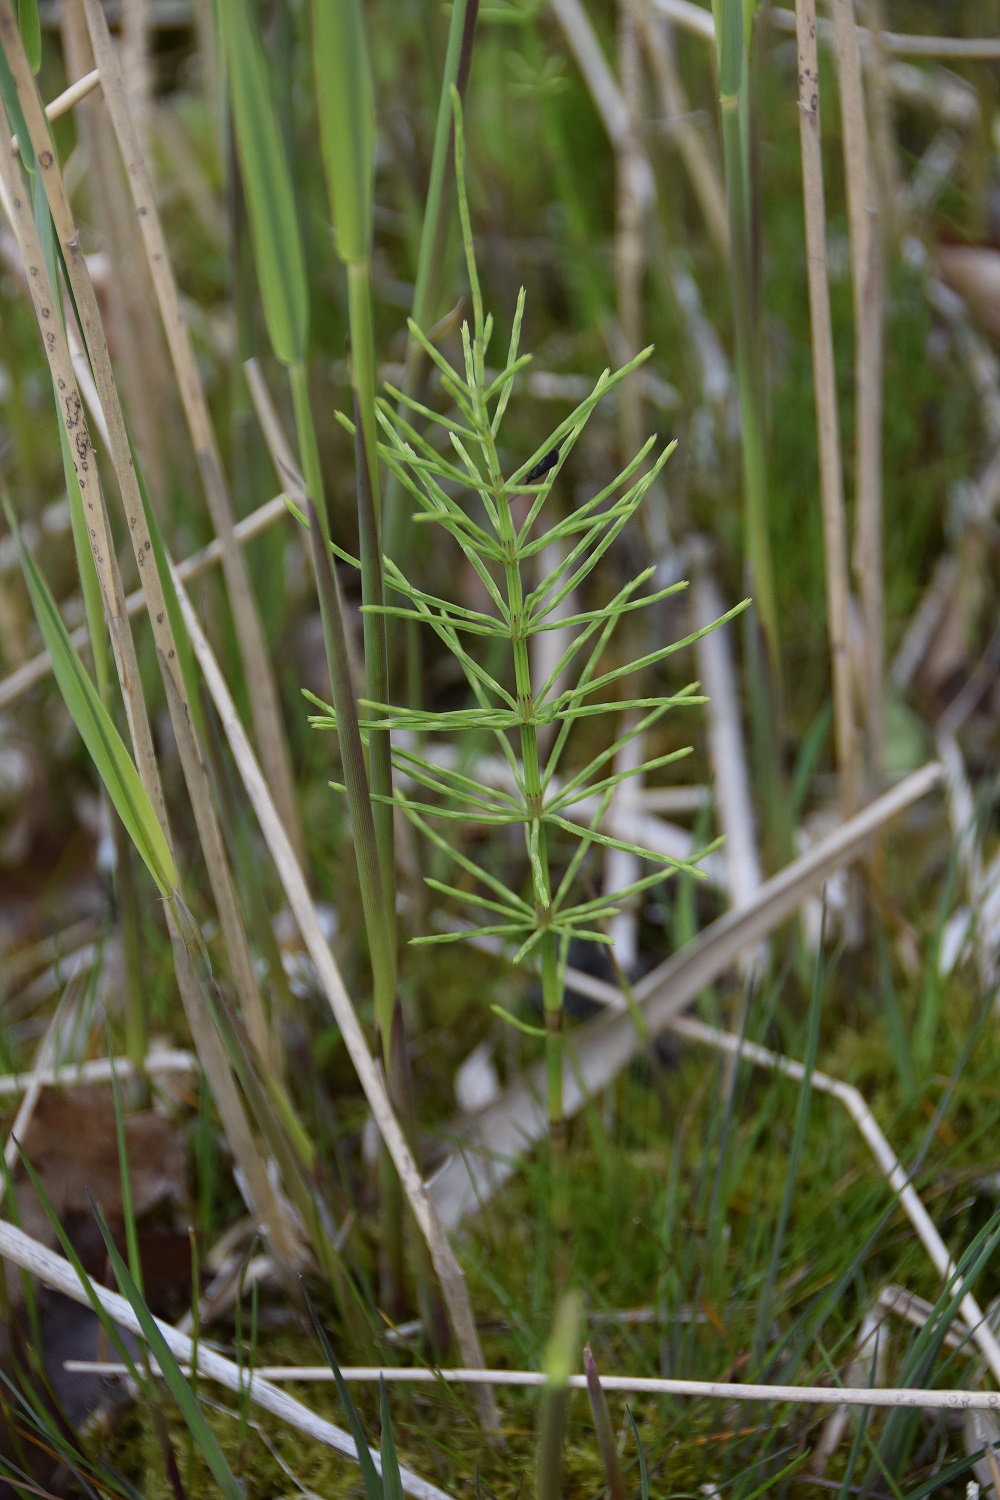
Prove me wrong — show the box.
[794,0,861,818]
[382,0,478,566]
[715,0,778,670]
[639,6,729,263]
[615,0,646,468]
[457,140,568,1227]
[831,0,884,779]
[714,0,791,870]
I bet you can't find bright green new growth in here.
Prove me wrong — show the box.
[310,93,736,1157]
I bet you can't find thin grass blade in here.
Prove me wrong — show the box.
[88,1194,243,1500]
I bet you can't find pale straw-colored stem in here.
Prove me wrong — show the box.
[615,0,647,465]
[0,90,170,851]
[653,1,1000,60]
[63,1360,1000,1413]
[0,1219,450,1500]
[243,358,307,501]
[602,717,644,972]
[858,0,900,245]
[9,67,101,146]
[62,0,167,500]
[0,495,288,711]
[174,578,500,1436]
[794,0,860,819]
[120,0,152,160]
[0,1051,198,1097]
[79,0,305,867]
[831,0,884,778]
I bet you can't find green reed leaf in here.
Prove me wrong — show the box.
[220,0,308,366]
[15,0,41,72]
[6,502,176,899]
[312,0,374,266]
[89,1196,244,1500]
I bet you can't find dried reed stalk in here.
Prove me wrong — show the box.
[638,1,729,261]
[79,0,305,866]
[0,1051,198,1097]
[830,0,884,778]
[10,66,100,140]
[0,495,287,710]
[794,0,860,818]
[63,331,276,1075]
[692,573,762,913]
[655,0,1000,61]
[68,1359,1000,1414]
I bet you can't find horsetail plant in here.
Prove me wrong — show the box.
[310,93,734,1229]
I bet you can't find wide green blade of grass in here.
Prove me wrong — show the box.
[5,501,177,899]
[218,0,308,368]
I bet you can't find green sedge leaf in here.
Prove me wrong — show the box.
[304,1288,383,1500]
[219,0,308,365]
[89,1195,243,1500]
[379,1378,404,1500]
[716,0,743,100]
[312,0,374,265]
[15,0,41,72]
[6,503,177,898]
[16,1151,144,1386]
